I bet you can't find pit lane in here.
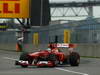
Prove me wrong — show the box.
[0,50,100,75]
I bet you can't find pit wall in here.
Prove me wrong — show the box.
[0,43,100,58]
[0,44,16,51]
[76,44,100,58]
[22,43,100,58]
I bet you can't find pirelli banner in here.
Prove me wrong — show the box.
[0,0,29,18]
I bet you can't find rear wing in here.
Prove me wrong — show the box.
[56,43,69,48]
[50,43,77,48]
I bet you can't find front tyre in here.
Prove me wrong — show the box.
[48,54,58,66]
[20,52,29,60]
[19,52,33,68]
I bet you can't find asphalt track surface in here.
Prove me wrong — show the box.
[0,50,100,75]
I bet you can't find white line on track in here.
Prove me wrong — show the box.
[55,68,89,75]
[3,57,18,61]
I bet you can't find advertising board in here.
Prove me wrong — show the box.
[0,0,29,18]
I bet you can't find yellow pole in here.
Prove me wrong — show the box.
[33,33,39,46]
[64,30,70,43]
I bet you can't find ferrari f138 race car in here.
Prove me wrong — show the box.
[15,43,80,68]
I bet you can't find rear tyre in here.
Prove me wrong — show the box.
[69,52,80,66]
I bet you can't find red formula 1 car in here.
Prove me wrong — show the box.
[15,43,80,68]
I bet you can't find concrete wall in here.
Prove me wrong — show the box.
[0,31,16,51]
[0,32,100,57]
[26,43,100,58]
[76,44,100,57]
[0,42,100,58]
[0,44,16,51]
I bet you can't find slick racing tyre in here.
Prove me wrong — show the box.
[20,52,29,61]
[19,52,33,68]
[48,54,57,61]
[48,54,58,66]
[69,52,80,66]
